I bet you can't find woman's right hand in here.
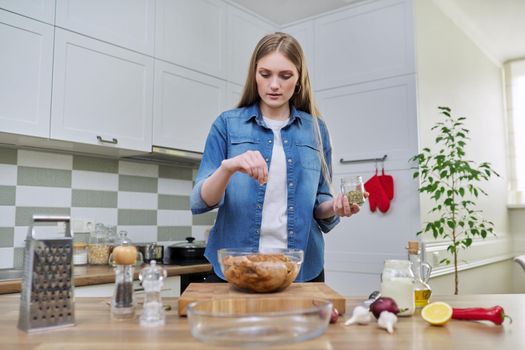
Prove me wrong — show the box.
[221,150,268,185]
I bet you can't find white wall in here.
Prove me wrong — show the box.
[414,0,515,293]
[430,260,515,295]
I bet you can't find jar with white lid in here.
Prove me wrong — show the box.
[73,242,88,265]
[380,259,415,316]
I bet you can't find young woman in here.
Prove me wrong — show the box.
[191,32,363,282]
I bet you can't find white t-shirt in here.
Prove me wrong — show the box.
[259,116,289,250]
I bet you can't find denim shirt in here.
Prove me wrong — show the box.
[191,103,340,281]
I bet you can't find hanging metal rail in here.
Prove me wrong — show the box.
[339,154,387,164]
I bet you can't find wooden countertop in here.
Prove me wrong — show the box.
[0,293,522,349]
[0,263,212,294]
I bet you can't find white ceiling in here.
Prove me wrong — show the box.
[435,0,525,63]
[230,0,525,64]
[229,0,362,25]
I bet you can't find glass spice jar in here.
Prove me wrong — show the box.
[340,176,366,205]
[88,223,110,265]
[73,242,88,265]
[107,225,120,256]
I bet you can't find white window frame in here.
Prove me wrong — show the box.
[505,59,525,205]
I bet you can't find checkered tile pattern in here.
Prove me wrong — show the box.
[0,147,215,269]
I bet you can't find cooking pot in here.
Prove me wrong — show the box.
[165,237,207,265]
[136,243,164,264]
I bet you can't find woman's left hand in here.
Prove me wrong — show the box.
[333,193,361,217]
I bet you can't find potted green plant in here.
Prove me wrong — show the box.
[411,106,500,295]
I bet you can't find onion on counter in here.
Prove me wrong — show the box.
[369,297,401,319]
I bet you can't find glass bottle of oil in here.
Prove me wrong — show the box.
[407,241,432,308]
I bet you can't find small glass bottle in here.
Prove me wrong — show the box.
[111,264,135,319]
[380,259,415,316]
[340,176,366,205]
[139,260,167,327]
[407,240,432,308]
[107,225,119,256]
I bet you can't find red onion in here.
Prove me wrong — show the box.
[369,297,400,319]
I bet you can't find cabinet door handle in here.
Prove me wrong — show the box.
[96,136,118,144]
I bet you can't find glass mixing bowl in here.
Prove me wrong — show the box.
[218,248,304,293]
[186,297,332,347]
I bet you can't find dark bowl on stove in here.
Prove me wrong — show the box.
[164,237,207,265]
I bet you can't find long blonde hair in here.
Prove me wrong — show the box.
[238,32,332,187]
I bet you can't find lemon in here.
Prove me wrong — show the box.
[421,302,453,326]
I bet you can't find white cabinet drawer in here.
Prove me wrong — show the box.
[74,276,181,298]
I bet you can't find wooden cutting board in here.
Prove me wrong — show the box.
[178,282,346,316]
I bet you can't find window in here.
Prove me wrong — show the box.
[506,60,525,204]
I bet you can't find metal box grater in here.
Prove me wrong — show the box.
[18,215,75,332]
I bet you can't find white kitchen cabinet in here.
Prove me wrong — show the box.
[0,0,55,24]
[314,0,415,90]
[226,82,242,110]
[316,74,418,175]
[324,169,421,296]
[282,21,317,88]
[153,60,226,153]
[74,276,181,297]
[51,28,154,152]
[0,10,53,138]
[226,4,276,85]
[155,0,226,79]
[55,0,155,55]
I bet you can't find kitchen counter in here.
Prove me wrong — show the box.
[0,263,212,294]
[0,293,522,349]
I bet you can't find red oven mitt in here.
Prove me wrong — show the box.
[378,168,394,200]
[364,172,390,213]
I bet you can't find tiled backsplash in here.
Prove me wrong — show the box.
[0,147,215,269]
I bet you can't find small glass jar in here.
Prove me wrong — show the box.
[73,242,88,265]
[340,175,366,205]
[380,259,415,316]
[88,223,110,265]
[111,264,135,319]
[107,226,120,256]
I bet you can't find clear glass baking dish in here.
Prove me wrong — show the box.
[186,297,332,347]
